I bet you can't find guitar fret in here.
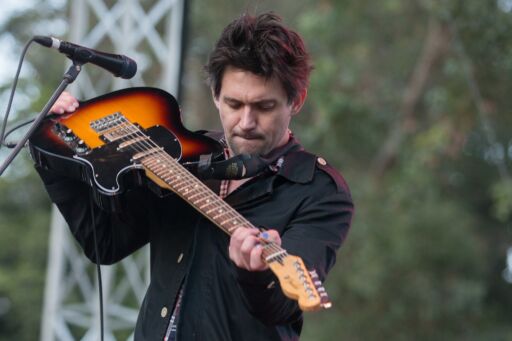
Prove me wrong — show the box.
[188,191,204,201]
[177,185,193,194]
[219,216,239,226]
[147,161,164,169]
[226,220,249,233]
[182,188,200,197]
[227,225,240,233]
[198,198,215,209]
[172,179,188,189]
[206,205,226,215]
[181,187,192,194]
[193,196,210,205]
[212,209,230,220]
[154,161,175,170]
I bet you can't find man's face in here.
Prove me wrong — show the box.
[214,66,304,156]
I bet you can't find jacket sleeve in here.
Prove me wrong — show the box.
[35,165,153,264]
[234,169,354,325]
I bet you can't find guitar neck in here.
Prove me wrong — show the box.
[142,151,285,261]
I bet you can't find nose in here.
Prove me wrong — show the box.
[238,106,257,131]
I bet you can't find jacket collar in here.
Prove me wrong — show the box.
[224,135,317,208]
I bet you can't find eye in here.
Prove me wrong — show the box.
[257,101,276,111]
[225,99,242,110]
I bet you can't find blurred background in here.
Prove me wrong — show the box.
[1,0,511,340]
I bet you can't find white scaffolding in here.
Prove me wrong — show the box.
[40,0,186,340]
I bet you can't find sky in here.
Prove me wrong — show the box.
[0,2,33,84]
[0,0,67,85]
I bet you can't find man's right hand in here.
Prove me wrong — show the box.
[50,91,79,114]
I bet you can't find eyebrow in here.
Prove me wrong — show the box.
[223,96,277,105]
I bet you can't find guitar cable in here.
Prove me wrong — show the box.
[0,37,36,149]
[88,191,105,341]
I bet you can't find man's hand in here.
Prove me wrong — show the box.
[50,91,79,114]
[229,227,281,271]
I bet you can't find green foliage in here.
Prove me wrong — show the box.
[1,0,512,339]
[491,179,512,222]
[0,167,50,340]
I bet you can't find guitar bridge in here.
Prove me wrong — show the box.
[90,112,124,133]
[91,112,143,143]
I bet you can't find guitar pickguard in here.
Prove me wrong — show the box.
[76,125,182,194]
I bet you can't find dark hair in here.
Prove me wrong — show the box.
[205,12,313,104]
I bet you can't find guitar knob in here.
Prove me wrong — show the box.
[75,140,90,154]
[63,128,77,142]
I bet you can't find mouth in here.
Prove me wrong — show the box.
[234,134,263,141]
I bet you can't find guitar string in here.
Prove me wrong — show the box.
[90,115,324,308]
[109,120,245,235]
[102,117,286,259]
[107,119,247,223]
[94,116,327,299]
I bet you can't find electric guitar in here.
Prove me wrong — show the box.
[29,87,332,312]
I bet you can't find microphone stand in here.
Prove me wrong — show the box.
[0,63,82,176]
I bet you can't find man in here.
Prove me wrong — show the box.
[38,12,353,340]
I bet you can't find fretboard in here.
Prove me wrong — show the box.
[141,150,285,262]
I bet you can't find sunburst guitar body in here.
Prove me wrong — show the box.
[29,87,223,198]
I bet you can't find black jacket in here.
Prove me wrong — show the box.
[36,138,353,341]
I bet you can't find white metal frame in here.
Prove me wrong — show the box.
[40,1,185,340]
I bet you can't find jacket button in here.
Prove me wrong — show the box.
[161,306,168,318]
[317,157,327,166]
[177,253,184,263]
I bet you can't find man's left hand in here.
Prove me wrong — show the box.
[229,228,281,271]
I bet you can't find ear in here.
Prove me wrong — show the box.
[291,88,307,116]
[212,88,220,110]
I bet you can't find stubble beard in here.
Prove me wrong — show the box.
[228,135,268,156]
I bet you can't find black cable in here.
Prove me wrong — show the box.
[0,37,35,149]
[1,118,35,148]
[88,191,105,341]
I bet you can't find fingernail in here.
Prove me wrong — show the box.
[260,232,269,240]
[67,106,75,112]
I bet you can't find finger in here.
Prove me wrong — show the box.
[231,227,259,249]
[229,227,258,266]
[239,234,260,269]
[259,229,281,246]
[249,244,267,271]
[50,92,79,114]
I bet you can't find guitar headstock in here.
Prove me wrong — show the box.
[267,253,332,312]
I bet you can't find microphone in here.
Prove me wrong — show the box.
[184,153,271,180]
[33,36,137,79]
